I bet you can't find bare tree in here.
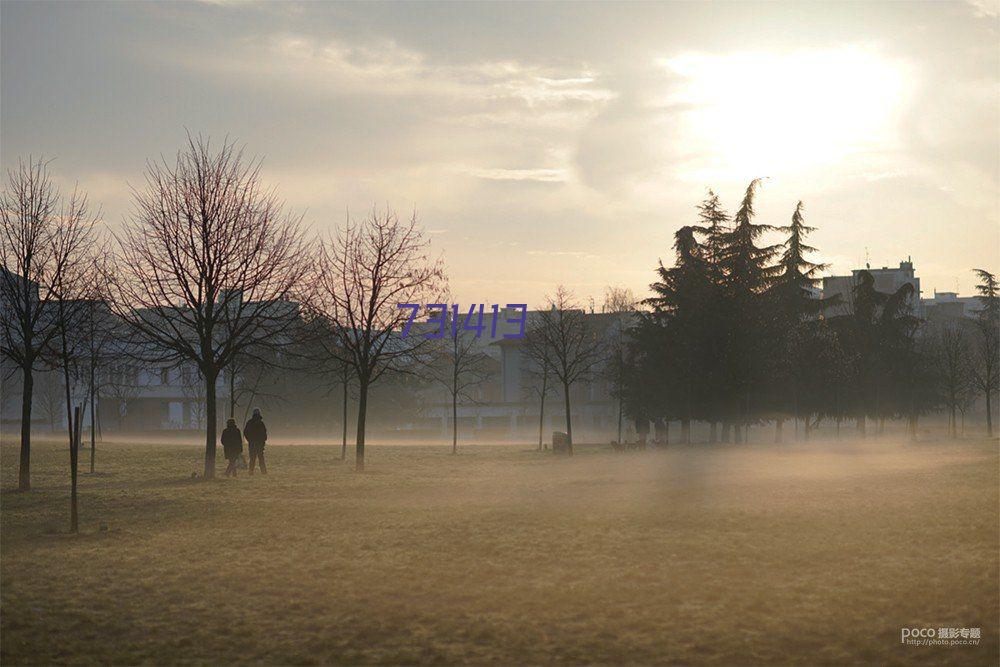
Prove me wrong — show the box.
[103,360,145,430]
[602,285,637,444]
[931,322,973,438]
[78,287,117,472]
[427,311,491,454]
[35,369,64,431]
[522,322,554,451]
[529,286,606,454]
[309,207,445,471]
[47,195,99,533]
[0,158,97,491]
[104,136,309,478]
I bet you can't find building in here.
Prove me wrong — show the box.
[921,291,984,320]
[821,258,922,316]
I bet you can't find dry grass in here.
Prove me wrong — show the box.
[1,436,997,665]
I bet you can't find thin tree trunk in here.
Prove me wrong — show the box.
[563,382,573,455]
[18,364,33,491]
[229,370,236,420]
[89,363,96,473]
[355,380,368,471]
[537,378,546,452]
[775,418,784,444]
[451,392,458,454]
[987,389,994,438]
[709,421,717,444]
[681,419,690,444]
[721,422,730,443]
[204,370,218,479]
[70,405,80,533]
[616,397,623,445]
[341,378,348,461]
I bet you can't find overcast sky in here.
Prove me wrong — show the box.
[2,1,997,307]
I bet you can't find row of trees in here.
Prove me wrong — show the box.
[1,137,450,494]
[619,180,999,443]
[3,141,997,502]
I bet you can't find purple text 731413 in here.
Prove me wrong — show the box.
[398,304,527,339]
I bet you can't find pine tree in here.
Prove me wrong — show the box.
[712,179,780,442]
[768,201,834,440]
[690,191,732,439]
[971,269,999,436]
[645,226,714,442]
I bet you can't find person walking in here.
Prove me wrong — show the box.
[245,408,268,475]
[221,418,244,477]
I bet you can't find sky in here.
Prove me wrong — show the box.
[1,0,997,308]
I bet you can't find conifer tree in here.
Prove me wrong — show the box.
[712,179,780,441]
[646,226,714,442]
[971,269,999,436]
[768,201,834,440]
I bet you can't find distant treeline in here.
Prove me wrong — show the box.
[616,179,999,442]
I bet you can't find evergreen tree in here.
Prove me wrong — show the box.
[767,201,835,440]
[712,179,780,441]
[971,269,999,436]
[645,226,715,442]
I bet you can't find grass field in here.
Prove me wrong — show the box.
[2,436,997,665]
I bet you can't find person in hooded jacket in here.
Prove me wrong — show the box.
[244,408,268,475]
[221,418,243,477]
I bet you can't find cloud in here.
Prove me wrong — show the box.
[468,167,568,183]
[965,0,999,17]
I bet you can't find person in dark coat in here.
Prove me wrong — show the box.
[221,418,243,477]
[244,408,268,475]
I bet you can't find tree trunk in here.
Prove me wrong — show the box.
[681,419,691,445]
[537,384,546,452]
[651,418,662,446]
[950,406,957,438]
[341,379,348,461]
[721,422,730,443]
[733,400,743,443]
[563,382,573,455]
[355,380,369,471]
[804,416,811,441]
[90,363,96,474]
[451,392,458,455]
[229,370,236,420]
[709,421,717,444]
[18,364,33,491]
[70,405,80,533]
[775,418,784,444]
[616,397,623,446]
[986,389,994,438]
[857,415,866,438]
[204,370,218,479]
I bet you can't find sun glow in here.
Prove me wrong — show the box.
[662,46,910,180]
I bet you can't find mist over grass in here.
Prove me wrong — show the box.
[2,437,997,664]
